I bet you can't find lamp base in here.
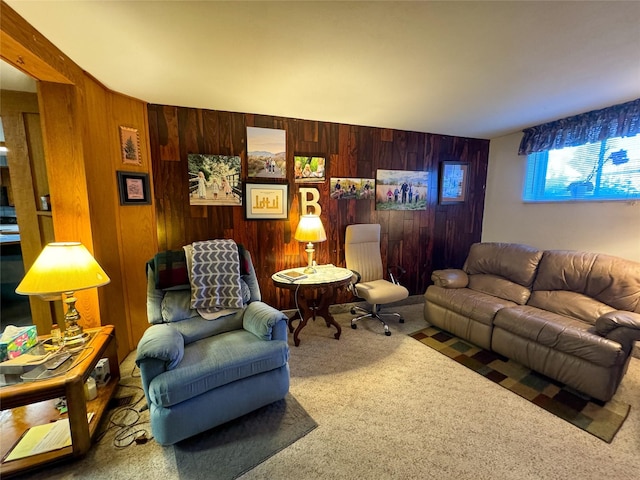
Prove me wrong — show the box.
[63,295,88,347]
[304,242,317,274]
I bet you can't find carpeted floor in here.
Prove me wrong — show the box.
[174,394,317,480]
[409,325,630,443]
[10,297,640,480]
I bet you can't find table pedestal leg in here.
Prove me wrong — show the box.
[287,285,341,346]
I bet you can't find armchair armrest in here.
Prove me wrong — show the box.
[135,324,185,406]
[596,311,640,356]
[136,323,185,369]
[243,301,288,341]
[431,269,469,288]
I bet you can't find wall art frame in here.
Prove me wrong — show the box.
[117,171,151,205]
[187,154,242,206]
[330,177,375,200]
[246,126,287,179]
[244,183,289,220]
[119,126,141,165]
[375,169,428,211]
[439,161,469,205]
[294,155,326,183]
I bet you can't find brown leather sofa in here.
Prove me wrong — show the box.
[424,242,640,402]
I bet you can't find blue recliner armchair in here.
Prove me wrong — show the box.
[136,247,290,445]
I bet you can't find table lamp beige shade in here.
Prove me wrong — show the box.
[15,242,111,345]
[294,214,327,274]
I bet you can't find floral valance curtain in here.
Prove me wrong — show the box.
[518,98,640,155]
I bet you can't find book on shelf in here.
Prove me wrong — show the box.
[277,270,308,282]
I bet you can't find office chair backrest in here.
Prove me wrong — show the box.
[345,224,384,283]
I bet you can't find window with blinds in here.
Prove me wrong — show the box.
[523,134,640,202]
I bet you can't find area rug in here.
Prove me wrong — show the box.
[174,394,317,480]
[410,326,630,443]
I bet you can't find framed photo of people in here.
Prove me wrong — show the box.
[375,169,428,211]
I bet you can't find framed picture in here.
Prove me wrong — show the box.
[439,161,469,204]
[246,126,286,179]
[117,171,151,205]
[330,177,374,200]
[187,154,242,206]
[119,126,141,165]
[294,155,326,183]
[375,169,428,211]
[245,183,289,220]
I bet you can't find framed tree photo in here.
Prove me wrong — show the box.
[119,126,141,165]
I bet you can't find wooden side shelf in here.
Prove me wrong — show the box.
[0,326,119,478]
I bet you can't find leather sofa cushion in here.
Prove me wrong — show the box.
[528,290,615,324]
[148,330,289,408]
[533,250,640,313]
[468,274,532,305]
[463,242,542,288]
[494,306,625,367]
[425,286,517,327]
[431,269,468,289]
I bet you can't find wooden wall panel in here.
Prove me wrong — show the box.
[148,104,490,309]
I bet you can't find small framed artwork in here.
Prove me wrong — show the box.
[117,171,151,205]
[119,126,141,165]
[439,161,469,204]
[294,155,326,183]
[245,183,289,220]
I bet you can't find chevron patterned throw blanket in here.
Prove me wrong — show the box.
[189,240,243,311]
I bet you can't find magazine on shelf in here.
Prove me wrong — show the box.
[277,270,308,282]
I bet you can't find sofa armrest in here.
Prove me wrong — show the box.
[243,301,288,341]
[596,311,640,356]
[431,269,469,288]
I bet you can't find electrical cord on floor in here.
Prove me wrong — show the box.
[95,363,153,448]
[294,282,302,323]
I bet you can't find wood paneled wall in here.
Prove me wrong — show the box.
[2,2,157,359]
[148,105,489,309]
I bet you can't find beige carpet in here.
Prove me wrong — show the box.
[15,297,640,479]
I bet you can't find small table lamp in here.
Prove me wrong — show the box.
[16,242,111,346]
[294,214,327,274]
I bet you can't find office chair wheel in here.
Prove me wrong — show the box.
[385,330,391,336]
[351,323,357,330]
[399,317,405,323]
[350,307,357,314]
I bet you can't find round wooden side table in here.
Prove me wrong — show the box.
[272,265,353,346]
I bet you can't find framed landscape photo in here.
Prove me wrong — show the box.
[119,126,141,165]
[244,183,289,220]
[117,171,151,205]
[439,161,469,204]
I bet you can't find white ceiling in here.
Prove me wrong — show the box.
[3,1,640,139]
